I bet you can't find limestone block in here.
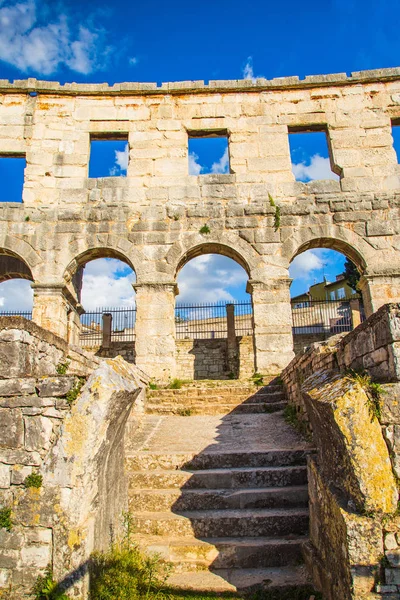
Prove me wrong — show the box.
[21,544,51,569]
[24,416,53,451]
[0,409,23,449]
[11,465,32,485]
[0,464,10,488]
[0,379,36,397]
[36,377,77,397]
[303,371,398,513]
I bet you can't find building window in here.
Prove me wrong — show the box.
[288,126,339,182]
[188,131,230,175]
[0,155,26,203]
[89,135,129,178]
[337,287,346,299]
[329,290,336,301]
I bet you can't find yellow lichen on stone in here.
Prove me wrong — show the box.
[305,374,398,514]
[334,381,398,514]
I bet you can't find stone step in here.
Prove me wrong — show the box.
[147,383,281,395]
[147,390,285,403]
[129,465,308,490]
[126,449,308,471]
[133,535,307,570]
[129,485,309,512]
[165,565,310,593]
[145,402,287,415]
[131,508,309,538]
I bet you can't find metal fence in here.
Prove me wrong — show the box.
[80,307,136,347]
[0,310,32,319]
[291,299,355,335]
[175,301,253,339]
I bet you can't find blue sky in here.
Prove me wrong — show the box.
[0,0,398,309]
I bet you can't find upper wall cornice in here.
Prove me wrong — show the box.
[1,67,400,96]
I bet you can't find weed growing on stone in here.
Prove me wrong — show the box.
[66,377,85,406]
[199,224,210,235]
[56,360,70,375]
[175,408,193,416]
[268,193,281,232]
[89,513,172,600]
[24,472,43,489]
[346,370,384,422]
[149,381,158,390]
[0,506,12,531]
[32,565,68,600]
[283,404,310,439]
[169,378,184,389]
[251,372,264,386]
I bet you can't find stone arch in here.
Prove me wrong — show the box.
[0,234,43,277]
[0,250,33,284]
[281,225,370,273]
[63,246,139,305]
[64,246,137,283]
[166,232,260,279]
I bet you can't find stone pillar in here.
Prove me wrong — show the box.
[67,304,84,346]
[133,282,177,382]
[350,298,362,328]
[226,303,238,376]
[32,284,70,340]
[32,283,83,343]
[247,278,294,374]
[102,313,112,349]
[358,274,400,318]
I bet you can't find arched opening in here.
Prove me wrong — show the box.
[175,247,253,380]
[289,240,365,355]
[0,250,33,316]
[65,250,136,358]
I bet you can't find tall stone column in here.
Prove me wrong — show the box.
[133,282,177,382]
[247,278,294,374]
[358,274,400,318]
[31,284,71,340]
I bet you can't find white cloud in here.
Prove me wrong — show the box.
[0,1,109,74]
[242,56,264,82]
[188,151,203,176]
[211,147,229,174]
[243,57,255,81]
[81,258,136,310]
[289,250,325,281]
[292,154,340,182]
[0,279,33,311]
[110,143,129,176]
[177,255,248,304]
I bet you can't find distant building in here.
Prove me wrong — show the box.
[291,274,358,308]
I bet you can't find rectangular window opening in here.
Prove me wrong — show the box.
[0,154,26,203]
[391,120,400,163]
[188,131,230,176]
[89,135,129,178]
[288,126,339,183]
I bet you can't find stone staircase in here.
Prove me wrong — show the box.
[125,380,313,594]
[146,380,287,415]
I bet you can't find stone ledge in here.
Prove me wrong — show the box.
[1,67,400,96]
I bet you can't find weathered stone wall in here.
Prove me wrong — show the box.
[1,70,400,379]
[237,335,255,378]
[94,341,136,363]
[176,338,229,380]
[0,319,147,597]
[282,303,400,599]
[293,332,327,355]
